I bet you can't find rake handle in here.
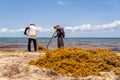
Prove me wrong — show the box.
[47,31,56,49]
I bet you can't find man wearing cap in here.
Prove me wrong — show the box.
[24,23,37,51]
[54,25,65,48]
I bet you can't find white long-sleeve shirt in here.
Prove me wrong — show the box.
[27,25,37,39]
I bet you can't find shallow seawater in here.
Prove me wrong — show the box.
[0,37,120,51]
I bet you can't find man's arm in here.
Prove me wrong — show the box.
[54,30,58,38]
[24,27,29,35]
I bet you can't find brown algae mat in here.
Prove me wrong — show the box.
[29,47,120,77]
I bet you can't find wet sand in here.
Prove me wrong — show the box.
[1,43,120,52]
[69,44,120,52]
[0,44,27,50]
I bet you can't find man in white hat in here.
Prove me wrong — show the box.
[24,23,37,51]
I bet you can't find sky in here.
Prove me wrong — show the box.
[0,0,120,37]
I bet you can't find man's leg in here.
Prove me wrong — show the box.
[58,38,63,48]
[57,38,60,48]
[28,38,32,51]
[61,38,64,47]
[33,39,37,51]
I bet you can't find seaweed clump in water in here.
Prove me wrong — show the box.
[29,47,120,77]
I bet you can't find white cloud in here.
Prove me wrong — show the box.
[65,20,120,31]
[36,27,54,32]
[57,1,64,5]
[0,20,120,33]
[57,1,66,6]
[0,28,24,33]
[0,27,54,33]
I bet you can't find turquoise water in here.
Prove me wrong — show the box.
[0,37,120,51]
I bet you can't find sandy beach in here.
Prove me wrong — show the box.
[0,50,119,80]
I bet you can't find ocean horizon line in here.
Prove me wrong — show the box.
[0,37,120,39]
